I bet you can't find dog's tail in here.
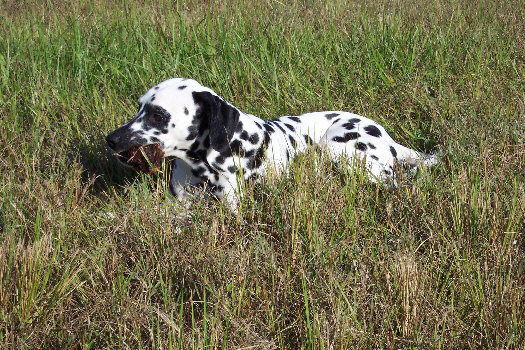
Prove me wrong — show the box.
[394,144,440,169]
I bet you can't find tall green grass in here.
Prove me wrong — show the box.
[0,0,523,348]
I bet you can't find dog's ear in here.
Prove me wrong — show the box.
[192,91,240,152]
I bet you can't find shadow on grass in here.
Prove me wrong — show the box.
[73,136,141,196]
[73,134,178,198]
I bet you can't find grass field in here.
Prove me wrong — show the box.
[0,0,524,348]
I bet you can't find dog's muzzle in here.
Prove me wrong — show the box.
[105,129,129,153]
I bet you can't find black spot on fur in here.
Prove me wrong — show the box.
[171,123,175,128]
[236,121,244,132]
[383,169,391,175]
[206,163,219,176]
[288,135,297,149]
[153,131,160,135]
[263,123,275,133]
[348,118,361,123]
[248,133,259,145]
[288,116,301,122]
[240,131,250,141]
[184,107,189,115]
[332,132,360,142]
[368,143,376,149]
[355,142,367,151]
[364,125,382,137]
[215,155,225,164]
[154,86,159,90]
[186,149,207,163]
[162,130,168,134]
[229,140,243,154]
[192,167,206,177]
[271,121,286,133]
[151,95,156,101]
[228,166,236,173]
[284,123,295,132]
[390,146,397,158]
[263,132,271,146]
[185,113,201,141]
[342,122,356,130]
[304,134,314,146]
[370,155,379,160]
[178,85,187,90]
[189,140,200,152]
[247,145,266,169]
[285,150,290,160]
[149,137,160,143]
[186,125,199,140]
[325,113,339,120]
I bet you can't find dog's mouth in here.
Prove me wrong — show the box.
[113,143,165,174]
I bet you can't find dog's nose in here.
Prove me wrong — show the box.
[105,134,118,149]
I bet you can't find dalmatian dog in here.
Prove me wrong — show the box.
[106,78,437,209]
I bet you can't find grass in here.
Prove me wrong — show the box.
[0,0,524,348]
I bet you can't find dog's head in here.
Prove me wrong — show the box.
[106,78,240,170]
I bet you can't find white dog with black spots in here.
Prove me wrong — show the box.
[106,78,437,209]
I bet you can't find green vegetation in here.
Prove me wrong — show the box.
[0,0,523,348]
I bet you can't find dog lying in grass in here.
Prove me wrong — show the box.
[106,78,437,209]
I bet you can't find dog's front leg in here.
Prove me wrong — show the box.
[215,179,242,214]
[168,159,204,207]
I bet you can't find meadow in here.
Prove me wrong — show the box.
[0,0,523,348]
